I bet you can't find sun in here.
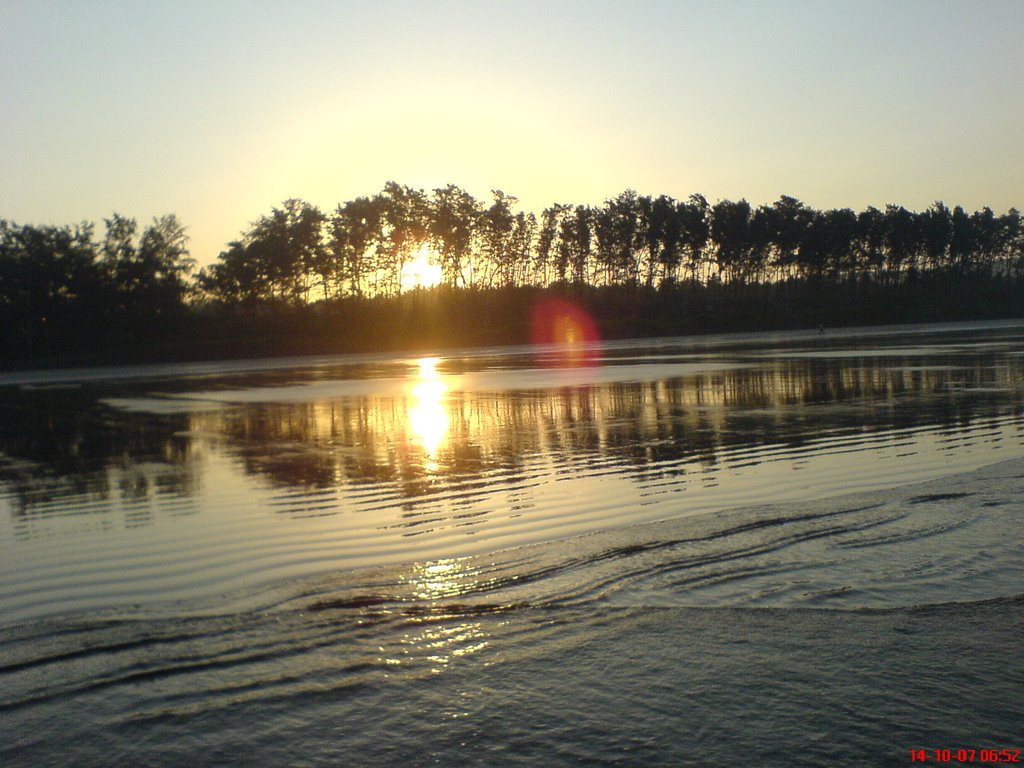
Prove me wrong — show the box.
[401,244,443,292]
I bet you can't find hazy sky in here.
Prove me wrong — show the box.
[2,0,1022,267]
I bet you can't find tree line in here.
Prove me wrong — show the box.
[196,183,1023,303]
[2,183,1022,362]
[1,214,193,357]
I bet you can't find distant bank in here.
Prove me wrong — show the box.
[3,277,1022,370]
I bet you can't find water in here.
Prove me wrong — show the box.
[2,320,1023,766]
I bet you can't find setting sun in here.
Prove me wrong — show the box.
[401,244,443,292]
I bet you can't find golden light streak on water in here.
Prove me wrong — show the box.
[378,558,493,674]
[408,357,449,469]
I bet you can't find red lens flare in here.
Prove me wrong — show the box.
[530,297,601,366]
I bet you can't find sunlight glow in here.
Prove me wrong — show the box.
[408,357,449,464]
[530,297,601,367]
[400,244,443,292]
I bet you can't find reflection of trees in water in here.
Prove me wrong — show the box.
[1,354,1019,526]
[0,389,198,527]
[195,355,1021,498]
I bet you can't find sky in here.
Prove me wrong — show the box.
[2,0,1022,268]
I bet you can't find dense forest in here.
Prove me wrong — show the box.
[2,183,1022,365]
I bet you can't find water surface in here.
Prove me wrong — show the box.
[2,321,1022,766]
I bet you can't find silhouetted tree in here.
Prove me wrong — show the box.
[197,240,267,304]
[677,194,710,282]
[799,208,857,279]
[998,208,1023,276]
[571,205,595,285]
[509,211,537,287]
[375,182,428,295]
[920,202,952,273]
[0,220,104,353]
[748,204,774,282]
[710,199,754,282]
[856,206,886,280]
[883,205,921,280]
[638,194,683,287]
[765,195,812,279]
[479,190,517,288]
[247,199,326,302]
[429,184,479,288]
[653,195,685,285]
[330,196,383,297]
[970,207,1002,275]
[594,191,642,285]
[96,213,195,329]
[536,204,570,285]
[1,213,193,356]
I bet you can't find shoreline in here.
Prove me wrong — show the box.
[4,275,1023,371]
[2,316,1022,384]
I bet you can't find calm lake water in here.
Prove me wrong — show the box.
[2,320,1023,766]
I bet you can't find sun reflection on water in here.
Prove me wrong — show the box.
[408,357,449,466]
[380,558,495,675]
[409,558,481,600]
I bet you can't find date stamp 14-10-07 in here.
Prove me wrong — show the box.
[909,749,1021,764]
